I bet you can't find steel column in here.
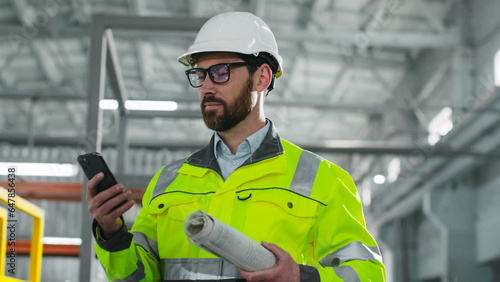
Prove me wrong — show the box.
[117,114,128,174]
[105,28,129,175]
[79,15,107,282]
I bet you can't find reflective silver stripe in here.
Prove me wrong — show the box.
[290,150,321,198]
[333,265,360,282]
[320,241,382,267]
[132,231,159,262]
[111,259,146,282]
[152,158,185,200]
[162,258,242,280]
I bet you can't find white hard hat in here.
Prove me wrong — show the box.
[178,12,283,78]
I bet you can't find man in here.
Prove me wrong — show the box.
[87,12,386,281]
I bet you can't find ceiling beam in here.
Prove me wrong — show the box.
[358,0,389,31]
[8,0,36,26]
[415,59,450,105]
[412,0,447,33]
[0,90,483,114]
[48,38,88,97]
[8,0,64,87]
[0,44,24,88]
[277,28,460,49]
[0,134,497,158]
[329,67,352,102]
[28,41,64,87]
[0,18,460,49]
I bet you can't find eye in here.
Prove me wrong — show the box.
[210,64,229,82]
[188,70,204,84]
[212,65,228,75]
[187,69,206,87]
[194,69,205,80]
[217,68,229,77]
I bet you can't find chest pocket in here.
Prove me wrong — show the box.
[147,192,210,259]
[234,188,320,261]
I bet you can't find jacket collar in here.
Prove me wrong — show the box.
[185,119,284,177]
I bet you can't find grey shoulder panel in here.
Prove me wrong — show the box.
[290,150,322,198]
[151,158,186,201]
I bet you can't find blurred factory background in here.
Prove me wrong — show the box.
[0,0,500,281]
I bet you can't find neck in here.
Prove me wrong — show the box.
[217,113,266,155]
[217,90,266,154]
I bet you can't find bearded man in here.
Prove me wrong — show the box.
[86,12,386,282]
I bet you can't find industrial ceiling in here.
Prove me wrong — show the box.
[0,0,485,192]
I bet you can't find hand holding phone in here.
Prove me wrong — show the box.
[77,152,118,194]
[78,152,132,238]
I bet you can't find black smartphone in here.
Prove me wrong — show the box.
[77,152,118,194]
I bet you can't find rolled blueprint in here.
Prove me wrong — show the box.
[184,210,277,271]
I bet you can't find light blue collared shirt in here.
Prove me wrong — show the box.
[214,122,270,180]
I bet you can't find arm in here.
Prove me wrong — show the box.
[89,168,165,281]
[311,168,386,281]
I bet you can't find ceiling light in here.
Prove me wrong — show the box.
[99,99,178,111]
[0,162,78,177]
[373,174,386,184]
[125,100,178,111]
[387,157,400,183]
[99,99,118,110]
[41,237,82,245]
[428,107,453,145]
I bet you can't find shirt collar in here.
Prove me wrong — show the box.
[185,119,284,177]
[214,121,270,159]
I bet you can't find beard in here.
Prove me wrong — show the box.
[201,77,254,132]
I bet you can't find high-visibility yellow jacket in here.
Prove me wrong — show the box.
[94,122,386,281]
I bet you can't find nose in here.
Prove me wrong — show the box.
[199,74,216,95]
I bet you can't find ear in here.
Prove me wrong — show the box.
[254,64,273,92]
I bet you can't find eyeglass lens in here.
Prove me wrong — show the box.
[187,64,230,88]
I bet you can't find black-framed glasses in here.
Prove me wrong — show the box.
[185,62,255,88]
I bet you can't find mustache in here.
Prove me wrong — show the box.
[202,96,226,106]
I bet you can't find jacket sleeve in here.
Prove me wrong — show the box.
[93,167,165,282]
[307,163,386,281]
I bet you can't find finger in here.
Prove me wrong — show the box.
[238,268,266,281]
[92,184,125,209]
[86,172,104,199]
[238,268,254,276]
[88,184,124,215]
[262,241,287,259]
[107,199,135,220]
[97,188,132,215]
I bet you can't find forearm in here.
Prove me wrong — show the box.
[93,219,161,281]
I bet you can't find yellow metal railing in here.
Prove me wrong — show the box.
[0,186,44,282]
[0,206,7,275]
